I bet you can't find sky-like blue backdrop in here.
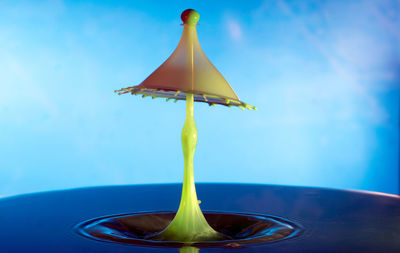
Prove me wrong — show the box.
[0,0,399,196]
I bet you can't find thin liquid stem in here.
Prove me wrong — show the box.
[154,93,223,243]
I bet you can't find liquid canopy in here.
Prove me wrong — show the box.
[116,9,255,243]
[115,9,255,110]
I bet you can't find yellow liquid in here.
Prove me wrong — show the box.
[154,93,224,243]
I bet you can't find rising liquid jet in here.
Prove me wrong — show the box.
[115,9,255,243]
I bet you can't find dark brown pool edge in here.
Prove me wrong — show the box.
[75,211,304,248]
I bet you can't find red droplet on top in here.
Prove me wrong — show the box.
[181,9,200,25]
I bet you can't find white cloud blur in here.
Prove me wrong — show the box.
[245,0,400,126]
[226,18,243,41]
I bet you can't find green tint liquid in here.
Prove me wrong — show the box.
[155,93,224,243]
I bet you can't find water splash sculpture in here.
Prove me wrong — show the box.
[115,9,255,243]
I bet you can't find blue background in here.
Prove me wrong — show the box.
[0,0,399,196]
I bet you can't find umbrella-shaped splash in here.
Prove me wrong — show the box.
[116,9,256,243]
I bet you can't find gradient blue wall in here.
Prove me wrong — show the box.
[0,0,399,196]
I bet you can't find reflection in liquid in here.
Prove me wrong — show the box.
[76,211,302,248]
[179,246,199,253]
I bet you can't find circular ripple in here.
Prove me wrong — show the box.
[76,211,302,248]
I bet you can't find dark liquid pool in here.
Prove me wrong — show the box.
[0,184,399,252]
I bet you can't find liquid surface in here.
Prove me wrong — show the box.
[0,184,399,252]
[76,211,302,248]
